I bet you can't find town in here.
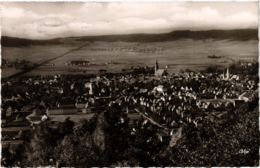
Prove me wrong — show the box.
[1,59,259,167]
[1,1,259,167]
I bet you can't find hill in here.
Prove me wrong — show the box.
[76,29,258,42]
[1,29,258,47]
[1,36,63,47]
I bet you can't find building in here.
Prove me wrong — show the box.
[68,60,90,66]
[26,112,48,125]
[47,104,77,115]
[154,60,167,78]
[238,91,255,102]
[75,102,92,113]
[84,82,93,95]
[155,69,167,78]
[223,66,230,80]
[153,85,165,93]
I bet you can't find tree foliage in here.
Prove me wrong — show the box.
[3,100,259,167]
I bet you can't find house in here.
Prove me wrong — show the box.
[154,85,164,93]
[47,104,77,115]
[238,91,254,102]
[6,106,12,117]
[75,102,92,113]
[84,82,93,95]
[26,112,48,125]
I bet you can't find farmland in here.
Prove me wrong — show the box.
[2,39,258,77]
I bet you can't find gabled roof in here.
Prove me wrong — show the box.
[75,103,88,109]
[155,69,166,76]
[50,104,75,109]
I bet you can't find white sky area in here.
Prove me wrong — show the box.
[0,2,258,39]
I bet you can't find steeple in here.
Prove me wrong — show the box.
[226,66,230,79]
[155,59,159,73]
[223,66,230,80]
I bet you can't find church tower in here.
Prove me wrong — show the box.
[155,59,159,73]
[223,66,230,80]
[226,66,230,80]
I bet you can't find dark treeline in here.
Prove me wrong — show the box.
[1,36,63,47]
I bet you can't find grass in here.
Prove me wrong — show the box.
[2,39,258,77]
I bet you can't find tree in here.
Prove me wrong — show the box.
[23,121,59,166]
[54,124,100,167]
[103,104,132,164]
[2,145,18,167]
[57,117,75,138]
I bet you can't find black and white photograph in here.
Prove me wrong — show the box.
[0,1,259,167]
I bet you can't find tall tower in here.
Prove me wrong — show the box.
[226,66,230,80]
[155,59,159,73]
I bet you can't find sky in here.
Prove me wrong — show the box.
[0,1,258,39]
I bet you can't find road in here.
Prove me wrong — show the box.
[2,126,30,132]
[7,42,91,79]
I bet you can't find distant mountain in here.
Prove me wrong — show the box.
[1,29,258,47]
[76,29,258,42]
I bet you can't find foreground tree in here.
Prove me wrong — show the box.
[24,122,59,166]
[54,133,100,167]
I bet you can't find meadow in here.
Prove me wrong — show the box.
[2,39,258,77]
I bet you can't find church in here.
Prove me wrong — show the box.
[154,60,167,78]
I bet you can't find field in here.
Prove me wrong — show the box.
[2,39,258,77]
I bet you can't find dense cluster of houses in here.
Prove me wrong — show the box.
[1,61,258,147]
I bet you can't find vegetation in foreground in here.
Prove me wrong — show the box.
[2,96,259,167]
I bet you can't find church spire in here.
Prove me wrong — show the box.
[155,59,159,73]
[226,66,230,79]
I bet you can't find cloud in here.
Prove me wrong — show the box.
[1,5,40,19]
[1,2,258,39]
[225,12,258,28]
